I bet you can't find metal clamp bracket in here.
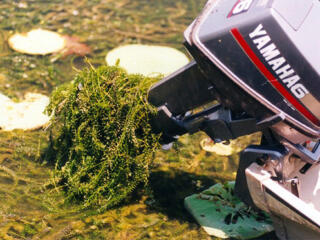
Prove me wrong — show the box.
[152,103,284,144]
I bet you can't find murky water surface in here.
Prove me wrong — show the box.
[0,1,276,239]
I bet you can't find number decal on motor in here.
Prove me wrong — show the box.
[228,0,253,18]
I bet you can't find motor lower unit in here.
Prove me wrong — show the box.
[148,0,320,239]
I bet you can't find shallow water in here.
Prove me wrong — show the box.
[0,0,276,239]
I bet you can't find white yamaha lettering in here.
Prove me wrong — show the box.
[291,84,309,99]
[233,0,253,14]
[249,24,309,99]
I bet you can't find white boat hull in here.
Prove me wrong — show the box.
[246,163,320,240]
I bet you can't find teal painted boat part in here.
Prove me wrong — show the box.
[184,181,274,239]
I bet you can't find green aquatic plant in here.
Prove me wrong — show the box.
[45,65,161,210]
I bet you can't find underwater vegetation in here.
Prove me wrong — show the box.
[45,65,160,211]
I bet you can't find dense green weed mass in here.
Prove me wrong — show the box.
[46,65,160,211]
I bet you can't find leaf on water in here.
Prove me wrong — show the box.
[105,44,189,77]
[0,92,50,131]
[61,35,91,57]
[8,29,66,55]
[8,29,91,58]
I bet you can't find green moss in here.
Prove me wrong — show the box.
[45,65,161,211]
[22,224,38,237]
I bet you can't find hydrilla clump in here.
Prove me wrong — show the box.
[45,65,161,210]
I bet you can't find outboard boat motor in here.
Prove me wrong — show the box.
[148,0,320,239]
